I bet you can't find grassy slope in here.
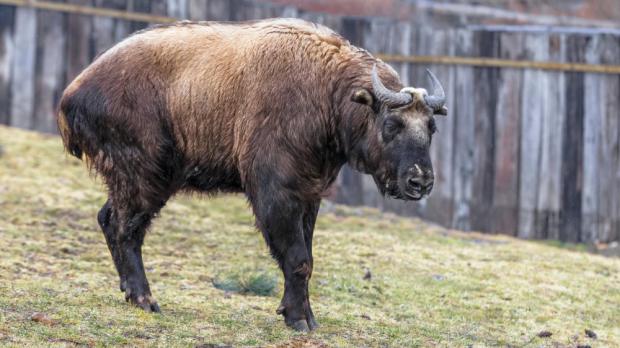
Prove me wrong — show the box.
[0,125,618,348]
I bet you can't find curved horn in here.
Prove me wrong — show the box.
[423,69,446,111]
[371,65,412,108]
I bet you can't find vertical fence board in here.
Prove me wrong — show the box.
[66,0,93,83]
[598,36,620,243]
[424,28,455,226]
[92,0,115,57]
[518,34,548,238]
[582,36,603,242]
[34,9,65,134]
[128,0,150,32]
[167,0,188,19]
[492,32,523,235]
[10,6,36,129]
[451,29,475,231]
[111,1,130,42]
[150,0,167,17]
[0,5,14,125]
[560,35,587,243]
[536,34,565,240]
[205,0,231,21]
[471,31,499,232]
[188,0,206,20]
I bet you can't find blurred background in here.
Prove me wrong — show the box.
[1,0,619,244]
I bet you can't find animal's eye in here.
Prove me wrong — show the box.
[382,117,404,142]
[428,118,437,135]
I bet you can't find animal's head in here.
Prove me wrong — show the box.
[350,65,447,201]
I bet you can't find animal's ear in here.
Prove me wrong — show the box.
[434,106,448,116]
[351,88,374,107]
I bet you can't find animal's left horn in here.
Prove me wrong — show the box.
[372,65,413,109]
[423,69,446,111]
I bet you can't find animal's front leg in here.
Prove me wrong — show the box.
[300,200,320,329]
[252,195,317,331]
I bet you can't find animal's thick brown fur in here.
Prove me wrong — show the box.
[57,18,414,330]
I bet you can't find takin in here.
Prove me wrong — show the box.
[57,18,447,332]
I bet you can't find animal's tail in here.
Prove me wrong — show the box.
[56,96,84,160]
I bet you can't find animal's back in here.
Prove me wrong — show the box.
[58,18,353,194]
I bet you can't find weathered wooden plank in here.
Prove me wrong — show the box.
[451,29,475,231]
[582,35,603,243]
[65,0,93,83]
[421,28,455,227]
[535,34,565,240]
[470,30,499,232]
[560,34,587,243]
[187,0,206,20]
[9,6,36,129]
[92,0,115,57]
[596,35,620,243]
[150,0,167,17]
[128,0,150,32]
[204,0,230,21]
[34,8,65,134]
[0,5,14,126]
[167,0,188,19]
[411,25,431,93]
[492,32,523,235]
[518,34,548,239]
[111,1,130,42]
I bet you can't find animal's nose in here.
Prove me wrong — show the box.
[407,174,434,194]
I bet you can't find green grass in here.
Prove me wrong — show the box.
[0,125,618,347]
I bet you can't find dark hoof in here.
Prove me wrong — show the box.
[307,315,319,330]
[278,304,318,331]
[288,319,310,332]
[125,290,160,313]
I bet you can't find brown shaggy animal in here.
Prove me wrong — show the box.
[57,18,447,331]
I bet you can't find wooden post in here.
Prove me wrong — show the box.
[167,0,188,20]
[560,34,587,243]
[492,32,523,235]
[10,5,36,129]
[582,35,603,242]
[451,29,475,231]
[470,30,499,232]
[34,6,66,134]
[188,0,206,21]
[594,35,620,243]
[205,0,230,21]
[422,27,456,227]
[0,5,14,126]
[65,0,93,83]
[518,34,548,239]
[535,34,565,240]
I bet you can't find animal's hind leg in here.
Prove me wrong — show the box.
[112,200,162,312]
[97,199,127,291]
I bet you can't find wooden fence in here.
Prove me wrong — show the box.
[0,0,618,243]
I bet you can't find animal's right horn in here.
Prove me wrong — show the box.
[371,65,413,109]
[423,69,446,112]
